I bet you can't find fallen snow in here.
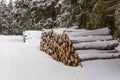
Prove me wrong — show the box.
[0,29,120,80]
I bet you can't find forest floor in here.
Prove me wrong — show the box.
[0,33,120,80]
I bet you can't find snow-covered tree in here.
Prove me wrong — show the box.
[11,0,31,31]
[11,0,60,30]
[0,0,10,34]
[55,0,73,28]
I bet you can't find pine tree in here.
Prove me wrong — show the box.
[55,0,73,28]
[0,0,9,34]
[12,0,60,30]
[12,0,31,31]
[114,1,120,39]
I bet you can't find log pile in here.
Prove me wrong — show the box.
[65,28,119,61]
[40,30,82,67]
[40,28,119,64]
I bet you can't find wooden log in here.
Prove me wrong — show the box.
[40,30,82,67]
[61,32,67,40]
[70,35,113,43]
[66,52,70,57]
[65,56,68,62]
[66,28,110,36]
[68,60,72,66]
[62,59,68,65]
[76,49,118,54]
[70,46,75,52]
[81,56,120,62]
[74,52,79,58]
[73,40,119,50]
[40,28,119,67]
[65,29,86,32]
[78,52,120,61]
[70,55,75,62]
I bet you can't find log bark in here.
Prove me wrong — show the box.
[81,56,120,62]
[73,40,119,50]
[78,52,120,62]
[76,49,118,54]
[66,28,110,36]
[70,35,113,43]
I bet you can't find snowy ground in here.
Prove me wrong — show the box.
[0,32,120,80]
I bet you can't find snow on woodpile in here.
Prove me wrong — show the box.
[80,52,120,60]
[64,28,120,61]
[23,28,67,43]
[73,40,118,50]
[66,28,110,36]
[40,28,119,63]
[69,35,113,43]
[65,28,119,50]
[76,50,120,61]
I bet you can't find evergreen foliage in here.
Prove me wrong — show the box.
[0,0,119,36]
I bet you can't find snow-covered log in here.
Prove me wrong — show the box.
[79,52,120,62]
[73,40,119,50]
[81,56,120,62]
[76,49,118,54]
[66,28,110,36]
[79,52,120,59]
[70,35,113,43]
[40,28,119,64]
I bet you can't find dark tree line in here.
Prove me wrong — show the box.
[0,0,120,38]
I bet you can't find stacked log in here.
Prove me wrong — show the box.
[65,28,119,50]
[73,40,118,50]
[65,28,119,61]
[40,30,82,67]
[40,28,119,64]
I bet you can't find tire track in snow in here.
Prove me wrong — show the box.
[0,42,11,80]
[0,36,21,80]
[0,36,24,80]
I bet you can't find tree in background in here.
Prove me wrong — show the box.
[0,0,120,37]
[55,0,72,28]
[115,1,120,39]
[73,0,119,34]
[0,0,12,34]
[12,0,60,30]
[11,0,31,31]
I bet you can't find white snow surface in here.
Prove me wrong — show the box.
[0,29,120,80]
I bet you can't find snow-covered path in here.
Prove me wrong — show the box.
[0,35,120,80]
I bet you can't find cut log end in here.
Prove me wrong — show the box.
[40,30,82,67]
